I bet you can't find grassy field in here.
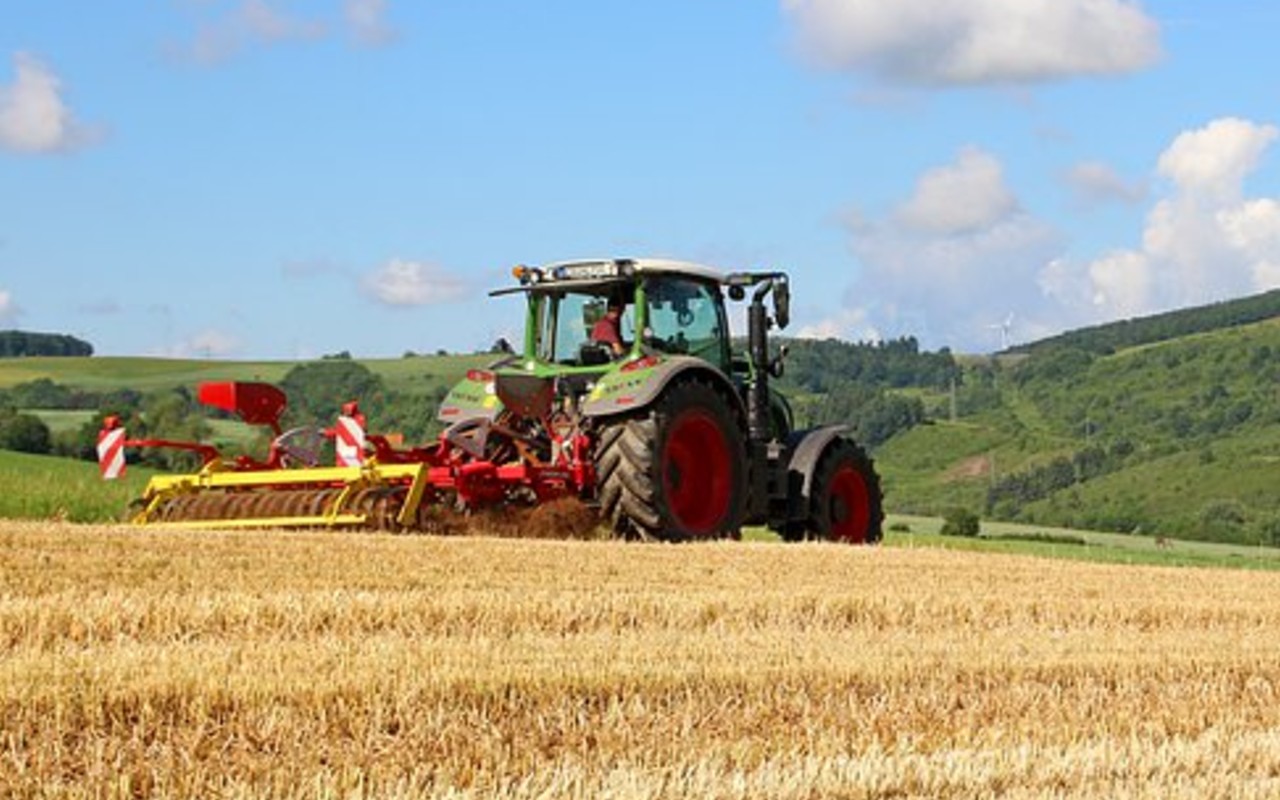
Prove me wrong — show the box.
[0,450,153,523]
[4,522,1280,798]
[886,514,1280,571]
[0,353,493,395]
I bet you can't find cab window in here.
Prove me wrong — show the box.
[644,278,728,370]
[536,292,636,364]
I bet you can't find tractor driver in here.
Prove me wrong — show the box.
[590,295,629,358]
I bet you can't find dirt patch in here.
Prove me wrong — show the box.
[440,497,606,540]
[942,455,992,483]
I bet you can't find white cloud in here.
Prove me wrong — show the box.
[171,0,396,63]
[1085,250,1151,317]
[345,0,396,47]
[0,289,19,323]
[1044,117,1280,324]
[153,329,242,358]
[784,0,1161,87]
[839,147,1062,348]
[362,259,467,307]
[1156,117,1277,202]
[0,52,97,154]
[795,307,881,342]
[1220,199,1280,289]
[823,118,1280,351]
[1066,161,1146,206]
[175,0,327,64]
[895,147,1016,234]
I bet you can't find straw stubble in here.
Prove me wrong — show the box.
[3,520,1279,798]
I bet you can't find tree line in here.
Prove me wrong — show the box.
[1010,287,1280,356]
[1,336,963,466]
[0,331,94,357]
[777,335,958,393]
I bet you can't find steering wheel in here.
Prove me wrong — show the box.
[272,426,327,468]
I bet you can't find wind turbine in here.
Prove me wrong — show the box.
[988,312,1014,351]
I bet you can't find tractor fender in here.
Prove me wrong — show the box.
[785,425,851,515]
[581,355,745,422]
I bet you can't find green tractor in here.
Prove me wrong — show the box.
[438,257,883,543]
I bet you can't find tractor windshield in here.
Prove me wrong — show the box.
[643,277,729,370]
[535,290,637,365]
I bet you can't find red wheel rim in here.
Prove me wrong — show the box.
[662,410,732,535]
[828,465,871,543]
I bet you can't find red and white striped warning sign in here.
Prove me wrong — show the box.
[335,414,365,467]
[97,425,127,480]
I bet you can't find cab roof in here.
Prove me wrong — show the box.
[490,257,730,297]
[541,258,728,284]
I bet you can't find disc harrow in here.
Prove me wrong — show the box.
[147,486,412,531]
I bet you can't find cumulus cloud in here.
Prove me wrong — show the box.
[344,0,397,47]
[0,288,19,323]
[795,306,881,343]
[834,147,1062,347]
[361,259,467,307]
[1066,161,1147,207]
[1156,117,1276,202]
[1043,117,1280,324]
[0,52,98,154]
[173,0,327,64]
[169,0,397,63]
[895,148,1016,234]
[819,119,1280,351]
[784,0,1161,87]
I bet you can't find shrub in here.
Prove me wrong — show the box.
[1256,515,1280,548]
[941,508,981,538]
[0,413,52,455]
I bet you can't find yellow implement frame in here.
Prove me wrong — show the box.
[132,461,431,530]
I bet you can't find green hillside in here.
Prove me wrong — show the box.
[880,316,1280,544]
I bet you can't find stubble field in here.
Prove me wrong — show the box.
[3,520,1280,798]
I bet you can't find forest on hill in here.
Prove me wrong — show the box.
[0,330,93,357]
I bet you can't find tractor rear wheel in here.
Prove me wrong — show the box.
[595,378,746,541]
[806,439,883,544]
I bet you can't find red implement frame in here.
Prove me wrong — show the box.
[101,380,597,521]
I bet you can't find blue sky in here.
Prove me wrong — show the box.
[1,1,1278,358]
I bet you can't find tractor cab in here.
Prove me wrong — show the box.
[503,259,734,374]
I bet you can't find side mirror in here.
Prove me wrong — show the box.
[773,280,790,330]
[728,285,746,302]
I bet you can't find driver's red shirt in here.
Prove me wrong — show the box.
[591,314,622,346]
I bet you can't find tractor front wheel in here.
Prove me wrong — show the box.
[595,378,746,541]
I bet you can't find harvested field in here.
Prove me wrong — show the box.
[3,520,1280,798]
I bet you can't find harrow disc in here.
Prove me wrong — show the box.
[144,486,411,532]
